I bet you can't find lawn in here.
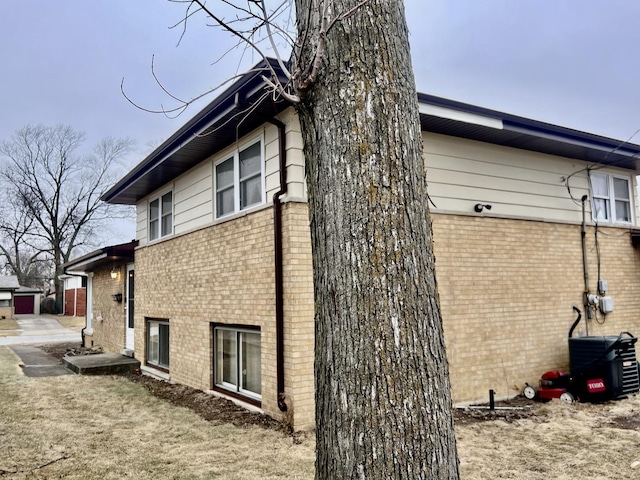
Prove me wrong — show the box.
[0,345,639,479]
[0,319,20,336]
[0,347,315,479]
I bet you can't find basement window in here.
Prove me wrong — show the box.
[214,138,264,218]
[591,173,632,224]
[146,319,169,371]
[213,325,261,401]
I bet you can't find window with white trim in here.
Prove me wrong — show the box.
[591,173,632,224]
[215,139,263,218]
[149,191,173,241]
[214,326,261,400]
[146,319,170,370]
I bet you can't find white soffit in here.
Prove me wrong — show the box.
[419,103,504,130]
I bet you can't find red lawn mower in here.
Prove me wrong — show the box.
[524,307,640,403]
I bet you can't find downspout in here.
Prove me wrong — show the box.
[581,195,590,336]
[268,118,288,412]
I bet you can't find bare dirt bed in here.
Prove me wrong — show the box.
[41,342,542,429]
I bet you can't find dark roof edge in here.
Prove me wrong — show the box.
[62,240,139,271]
[101,58,284,203]
[417,93,640,158]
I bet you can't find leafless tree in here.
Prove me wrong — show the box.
[147,1,460,478]
[0,124,134,310]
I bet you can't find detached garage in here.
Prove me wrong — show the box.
[14,286,42,315]
[0,275,20,319]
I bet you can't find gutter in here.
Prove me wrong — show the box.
[268,118,288,412]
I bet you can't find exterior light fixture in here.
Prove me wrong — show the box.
[111,267,118,279]
[474,203,492,213]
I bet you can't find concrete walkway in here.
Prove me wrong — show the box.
[9,345,72,377]
[0,314,81,346]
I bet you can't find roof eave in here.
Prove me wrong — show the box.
[102,58,291,205]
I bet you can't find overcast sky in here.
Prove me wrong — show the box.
[2,1,639,240]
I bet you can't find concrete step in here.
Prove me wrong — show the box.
[63,353,140,375]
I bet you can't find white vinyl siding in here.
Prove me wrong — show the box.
[173,162,214,235]
[134,112,306,247]
[423,132,614,223]
[264,108,306,201]
[136,201,148,245]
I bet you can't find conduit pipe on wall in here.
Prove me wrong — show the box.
[268,118,288,412]
[581,194,590,335]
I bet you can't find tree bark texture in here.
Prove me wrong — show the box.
[293,1,460,478]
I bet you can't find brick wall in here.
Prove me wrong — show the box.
[431,214,640,403]
[76,288,86,317]
[134,204,316,429]
[0,306,13,319]
[125,204,640,428]
[281,202,315,430]
[90,267,127,353]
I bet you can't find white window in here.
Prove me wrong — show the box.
[147,319,170,370]
[215,139,263,218]
[149,191,173,241]
[591,173,632,224]
[214,326,261,401]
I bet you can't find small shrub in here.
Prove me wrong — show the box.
[40,297,56,314]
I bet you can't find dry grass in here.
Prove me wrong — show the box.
[457,397,640,479]
[0,319,20,336]
[0,347,315,479]
[54,316,86,331]
[1,344,639,479]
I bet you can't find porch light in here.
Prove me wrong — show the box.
[111,267,118,279]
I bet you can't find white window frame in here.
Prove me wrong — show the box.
[148,190,173,241]
[146,318,170,370]
[590,173,633,224]
[214,136,265,219]
[213,325,262,401]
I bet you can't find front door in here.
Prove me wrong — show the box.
[125,264,135,351]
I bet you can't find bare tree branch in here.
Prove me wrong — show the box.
[0,125,134,304]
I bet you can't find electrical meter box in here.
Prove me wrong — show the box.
[599,296,614,314]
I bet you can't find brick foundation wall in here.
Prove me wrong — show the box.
[91,267,127,353]
[431,214,640,403]
[134,205,315,429]
[281,203,315,430]
[127,204,640,428]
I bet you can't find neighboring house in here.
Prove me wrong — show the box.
[13,286,42,315]
[0,275,20,319]
[62,241,137,352]
[59,274,87,317]
[88,59,640,431]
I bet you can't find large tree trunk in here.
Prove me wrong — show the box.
[293,1,459,478]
